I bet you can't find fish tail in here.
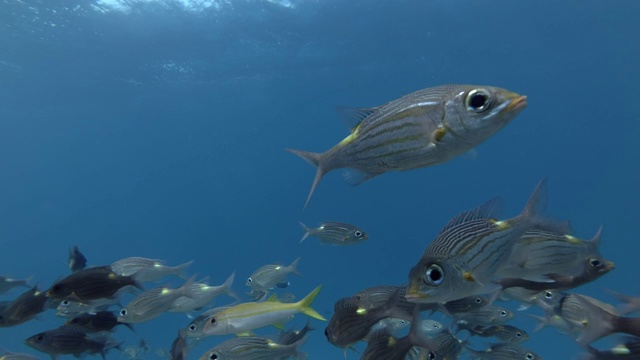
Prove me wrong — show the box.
[289,257,302,276]
[613,316,640,339]
[286,148,326,208]
[176,260,195,280]
[223,272,241,301]
[297,285,326,321]
[298,222,311,243]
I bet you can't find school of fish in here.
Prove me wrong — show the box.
[1,84,637,360]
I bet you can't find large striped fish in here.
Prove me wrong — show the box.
[287,84,528,207]
[406,179,557,304]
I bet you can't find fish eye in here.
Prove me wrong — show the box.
[354,230,363,238]
[209,353,219,360]
[120,309,127,316]
[589,258,601,268]
[525,353,534,360]
[516,331,522,337]
[465,89,493,113]
[424,264,444,286]
[544,291,553,299]
[51,284,62,292]
[61,300,70,306]
[188,324,197,331]
[355,295,362,301]
[247,277,252,283]
[35,334,44,341]
[209,318,217,325]
[474,297,483,304]
[500,310,508,317]
[428,351,437,360]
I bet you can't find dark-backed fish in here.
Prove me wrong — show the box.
[47,266,142,302]
[68,245,87,273]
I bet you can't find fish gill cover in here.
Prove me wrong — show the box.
[0,0,638,359]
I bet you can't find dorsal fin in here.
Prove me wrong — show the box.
[336,106,380,132]
[438,197,504,236]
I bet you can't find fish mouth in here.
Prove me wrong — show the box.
[404,291,430,302]
[505,95,528,112]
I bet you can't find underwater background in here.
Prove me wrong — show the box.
[0,0,639,358]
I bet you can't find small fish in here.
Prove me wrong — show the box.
[0,286,49,327]
[407,179,560,303]
[68,245,87,272]
[55,297,120,318]
[118,276,196,323]
[198,335,307,360]
[278,319,315,345]
[456,323,529,344]
[287,84,528,207]
[361,306,441,360]
[0,349,40,360]
[442,295,489,314]
[427,329,464,359]
[47,266,143,302]
[299,222,368,245]
[246,258,300,296]
[170,272,237,313]
[202,286,325,336]
[25,326,119,360]
[325,288,412,353]
[453,305,513,327]
[110,257,193,283]
[184,305,233,339]
[0,276,31,294]
[170,330,188,360]
[465,344,542,360]
[65,311,133,333]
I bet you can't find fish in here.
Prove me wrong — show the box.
[55,297,120,318]
[170,272,237,313]
[201,285,325,336]
[442,295,489,314]
[456,324,529,344]
[325,288,412,353]
[65,311,133,333]
[25,326,119,360]
[299,221,368,245]
[198,335,308,360]
[47,266,143,302]
[453,305,513,327]
[170,330,188,360]
[0,286,49,327]
[608,289,640,315]
[0,276,32,294]
[278,319,315,345]
[360,306,441,360]
[287,84,528,207]
[0,349,40,360]
[110,257,193,282]
[118,276,196,323]
[581,336,640,360]
[497,226,605,281]
[68,245,87,272]
[465,344,542,360]
[184,305,233,339]
[246,258,300,296]
[407,179,559,303]
[427,329,464,359]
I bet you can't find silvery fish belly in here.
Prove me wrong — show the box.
[287,84,528,207]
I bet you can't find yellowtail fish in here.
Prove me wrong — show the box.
[201,286,325,336]
[407,179,558,303]
[287,84,528,207]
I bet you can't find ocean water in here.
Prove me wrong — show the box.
[0,0,639,359]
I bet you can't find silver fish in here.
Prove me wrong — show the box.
[184,305,233,339]
[453,305,513,327]
[0,349,40,360]
[456,324,529,344]
[299,222,368,245]
[118,276,195,323]
[407,179,556,303]
[68,245,87,272]
[466,344,542,360]
[287,84,527,207]
[198,335,307,360]
[246,258,300,296]
[497,226,604,281]
[170,272,237,313]
[110,257,193,282]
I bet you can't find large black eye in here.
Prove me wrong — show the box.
[120,309,127,316]
[188,324,196,331]
[209,353,218,360]
[500,309,508,317]
[544,291,553,299]
[474,297,483,304]
[424,264,444,286]
[247,278,252,283]
[36,334,44,341]
[354,230,363,238]
[589,258,601,268]
[526,353,534,360]
[465,89,493,113]
[210,318,217,325]
[516,331,523,338]
[428,351,437,360]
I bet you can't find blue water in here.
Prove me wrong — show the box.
[1,0,638,358]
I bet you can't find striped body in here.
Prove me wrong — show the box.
[299,222,367,245]
[198,336,306,360]
[287,84,527,207]
[407,180,550,303]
